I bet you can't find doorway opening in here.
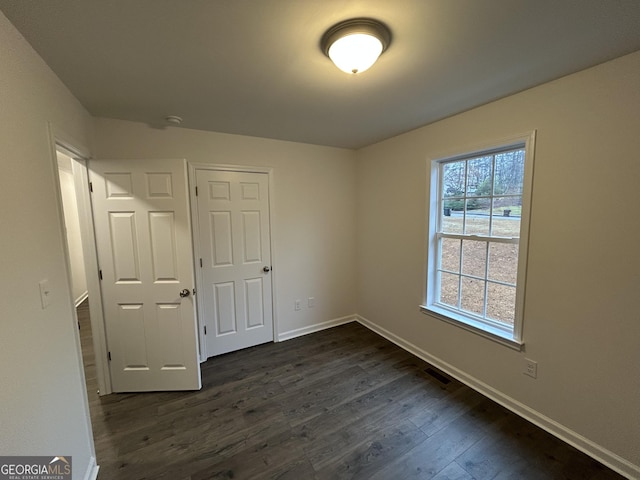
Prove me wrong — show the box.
[56,149,97,400]
[54,144,111,397]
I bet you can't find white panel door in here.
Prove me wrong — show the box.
[90,159,201,392]
[195,169,273,357]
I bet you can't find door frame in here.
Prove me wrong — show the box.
[48,123,112,395]
[188,163,278,361]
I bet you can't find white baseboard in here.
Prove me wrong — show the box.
[74,290,89,307]
[277,314,357,342]
[356,315,639,480]
[81,456,99,480]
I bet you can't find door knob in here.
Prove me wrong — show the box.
[263,266,271,273]
[179,289,191,298]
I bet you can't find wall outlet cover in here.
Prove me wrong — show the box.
[524,358,538,378]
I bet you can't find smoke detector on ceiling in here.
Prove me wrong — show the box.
[165,115,183,126]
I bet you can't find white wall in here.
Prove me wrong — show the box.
[57,153,88,305]
[0,11,97,480]
[92,118,357,338]
[356,50,640,476]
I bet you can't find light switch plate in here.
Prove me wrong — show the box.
[39,279,51,309]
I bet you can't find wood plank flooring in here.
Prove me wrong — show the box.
[77,301,624,479]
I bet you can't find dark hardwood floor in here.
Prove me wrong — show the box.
[77,301,624,479]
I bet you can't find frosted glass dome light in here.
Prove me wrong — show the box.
[328,33,383,74]
[321,19,391,75]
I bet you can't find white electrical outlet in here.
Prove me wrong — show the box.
[524,358,538,378]
[308,297,315,308]
[294,299,301,311]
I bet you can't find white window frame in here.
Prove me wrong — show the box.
[421,132,536,349]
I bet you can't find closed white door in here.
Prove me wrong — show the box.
[90,159,201,392]
[195,169,273,357]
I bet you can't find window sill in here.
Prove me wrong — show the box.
[419,304,524,351]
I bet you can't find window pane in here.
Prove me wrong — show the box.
[429,141,531,340]
[486,282,516,325]
[488,243,518,284]
[441,238,461,272]
[464,198,490,235]
[461,277,485,316]
[439,272,459,308]
[491,197,521,237]
[441,208,463,234]
[467,156,493,197]
[494,149,525,195]
[461,239,486,277]
[442,160,465,226]
[443,161,466,198]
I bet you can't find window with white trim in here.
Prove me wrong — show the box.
[423,134,535,347]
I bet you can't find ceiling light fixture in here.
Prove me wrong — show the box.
[321,18,391,75]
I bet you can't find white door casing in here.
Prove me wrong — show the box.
[194,168,274,357]
[90,159,201,392]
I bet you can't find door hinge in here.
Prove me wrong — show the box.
[200,258,203,268]
[89,181,93,193]
[204,326,207,335]
[107,351,111,361]
[195,186,198,196]
[98,269,103,280]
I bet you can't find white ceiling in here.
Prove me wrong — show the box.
[2,0,640,149]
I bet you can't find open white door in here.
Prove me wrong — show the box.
[90,159,201,392]
[194,169,274,357]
